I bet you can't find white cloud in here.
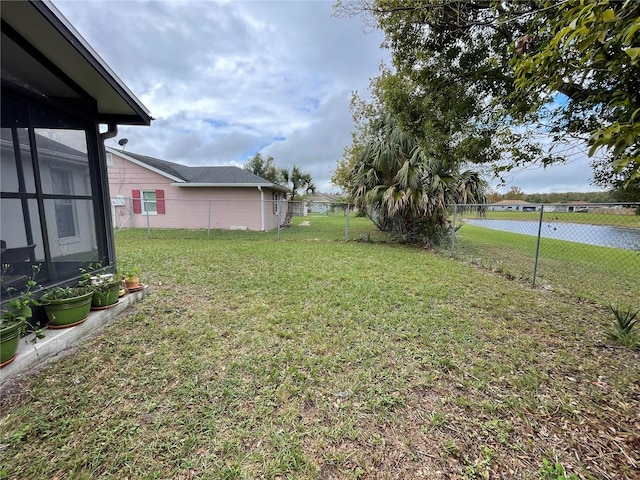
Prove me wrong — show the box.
[53,0,603,194]
[495,158,596,194]
[53,0,387,192]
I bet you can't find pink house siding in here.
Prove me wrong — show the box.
[107,150,287,231]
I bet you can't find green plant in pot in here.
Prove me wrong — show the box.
[90,277,121,309]
[41,286,94,328]
[124,267,141,290]
[79,266,121,309]
[1,265,41,367]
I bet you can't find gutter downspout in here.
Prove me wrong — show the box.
[258,186,265,231]
[100,123,118,142]
[99,123,118,270]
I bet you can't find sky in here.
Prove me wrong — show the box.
[52,0,604,195]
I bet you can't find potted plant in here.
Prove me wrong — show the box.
[41,286,94,328]
[90,277,121,309]
[79,267,121,310]
[124,267,141,291]
[1,266,40,367]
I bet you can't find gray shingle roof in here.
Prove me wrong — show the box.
[120,151,188,180]
[119,150,286,188]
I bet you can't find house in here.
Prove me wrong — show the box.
[565,201,591,213]
[306,192,342,215]
[1,0,151,299]
[106,148,289,231]
[488,200,538,212]
[545,201,593,213]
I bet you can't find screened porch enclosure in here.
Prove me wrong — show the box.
[1,0,150,302]
[1,93,106,291]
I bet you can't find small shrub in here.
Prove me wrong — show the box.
[539,458,579,480]
[606,304,639,348]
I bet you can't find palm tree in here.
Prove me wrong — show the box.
[280,165,316,227]
[282,165,316,200]
[350,114,486,244]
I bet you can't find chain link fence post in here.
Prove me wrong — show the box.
[450,203,457,258]
[532,204,544,287]
[345,203,350,240]
[207,200,212,239]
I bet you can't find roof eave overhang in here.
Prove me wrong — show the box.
[98,113,151,126]
[1,0,152,126]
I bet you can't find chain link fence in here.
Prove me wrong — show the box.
[449,203,640,306]
[110,197,639,305]
[110,197,369,241]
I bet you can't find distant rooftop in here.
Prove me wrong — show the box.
[492,199,532,205]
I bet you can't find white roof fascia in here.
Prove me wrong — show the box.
[106,146,185,183]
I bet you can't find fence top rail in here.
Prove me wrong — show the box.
[110,197,354,205]
[450,202,639,207]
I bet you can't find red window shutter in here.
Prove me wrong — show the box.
[132,189,141,214]
[156,189,165,214]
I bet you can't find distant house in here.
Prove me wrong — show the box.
[566,201,591,212]
[306,192,341,214]
[545,201,592,213]
[488,200,538,212]
[106,148,289,231]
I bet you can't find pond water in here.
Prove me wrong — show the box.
[464,219,640,251]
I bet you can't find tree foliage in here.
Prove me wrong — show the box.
[331,91,382,192]
[503,186,525,200]
[335,0,554,178]
[244,154,315,200]
[523,190,615,205]
[349,113,487,245]
[335,0,640,189]
[282,165,316,200]
[513,1,640,185]
[244,153,282,183]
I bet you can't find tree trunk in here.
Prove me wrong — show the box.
[281,201,294,228]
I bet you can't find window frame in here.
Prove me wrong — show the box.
[49,168,79,241]
[141,190,158,215]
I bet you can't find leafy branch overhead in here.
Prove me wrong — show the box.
[335,0,640,189]
[513,1,640,185]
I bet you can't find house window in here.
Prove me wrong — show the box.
[142,190,157,215]
[106,153,113,167]
[50,169,77,238]
[273,192,278,214]
[132,189,165,215]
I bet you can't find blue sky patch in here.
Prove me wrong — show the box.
[204,118,229,128]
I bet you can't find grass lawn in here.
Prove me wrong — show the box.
[454,224,640,306]
[1,216,639,479]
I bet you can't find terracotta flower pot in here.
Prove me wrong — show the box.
[125,276,140,290]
